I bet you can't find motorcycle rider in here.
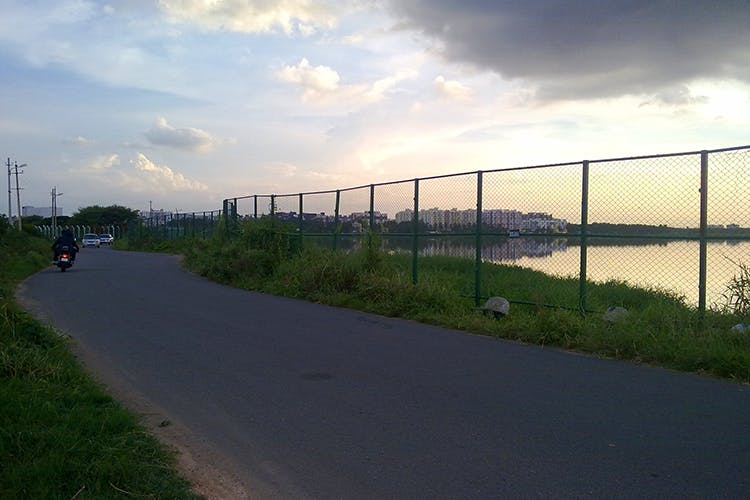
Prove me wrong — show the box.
[52,229,79,262]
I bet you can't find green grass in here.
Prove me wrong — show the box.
[0,224,200,499]
[128,218,750,383]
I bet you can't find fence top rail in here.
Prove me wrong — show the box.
[588,144,750,165]
[224,144,750,203]
[144,209,222,218]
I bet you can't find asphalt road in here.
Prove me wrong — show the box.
[18,247,750,498]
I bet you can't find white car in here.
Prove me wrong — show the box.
[82,233,101,248]
[99,233,114,245]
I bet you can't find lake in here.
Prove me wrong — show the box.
[377,235,750,308]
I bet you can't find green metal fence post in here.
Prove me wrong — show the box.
[223,199,229,237]
[412,178,419,285]
[223,198,237,237]
[579,160,590,314]
[369,184,376,251]
[475,171,483,307]
[698,150,708,314]
[334,190,341,251]
[298,193,304,249]
[369,184,375,230]
[254,195,258,219]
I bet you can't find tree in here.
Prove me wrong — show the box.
[70,205,140,227]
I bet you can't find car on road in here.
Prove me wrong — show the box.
[82,233,101,248]
[99,233,114,245]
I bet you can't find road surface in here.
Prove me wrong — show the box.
[18,247,750,498]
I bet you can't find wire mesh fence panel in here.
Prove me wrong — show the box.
[706,148,750,310]
[337,187,371,247]
[273,194,299,221]
[300,191,338,235]
[254,195,273,218]
[374,179,414,234]
[707,148,750,228]
[373,180,416,279]
[482,165,581,302]
[587,154,701,304]
[589,154,700,227]
[588,237,700,301]
[706,241,750,312]
[414,174,478,294]
[484,165,582,227]
[234,196,256,218]
[419,173,477,232]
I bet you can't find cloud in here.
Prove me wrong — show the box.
[64,135,94,146]
[434,75,472,101]
[156,0,339,35]
[641,85,709,107]
[70,153,207,194]
[131,153,207,191]
[387,0,750,101]
[90,154,119,171]
[278,58,416,103]
[278,58,341,100]
[145,117,219,152]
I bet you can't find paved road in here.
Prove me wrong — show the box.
[18,247,750,498]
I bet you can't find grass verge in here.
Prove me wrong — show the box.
[1,225,200,499]
[127,219,750,384]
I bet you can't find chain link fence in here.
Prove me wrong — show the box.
[37,224,124,240]
[127,210,223,242]
[133,145,750,313]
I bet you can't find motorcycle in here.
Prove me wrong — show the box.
[56,245,73,272]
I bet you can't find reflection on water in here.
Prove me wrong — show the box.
[379,236,750,307]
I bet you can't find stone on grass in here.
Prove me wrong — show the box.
[481,296,510,319]
[604,306,629,323]
[731,323,749,333]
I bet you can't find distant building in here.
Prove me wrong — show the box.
[349,211,389,226]
[395,209,414,223]
[22,206,63,217]
[394,206,565,232]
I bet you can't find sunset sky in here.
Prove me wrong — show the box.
[1,0,749,217]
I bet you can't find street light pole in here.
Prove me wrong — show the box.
[52,186,63,236]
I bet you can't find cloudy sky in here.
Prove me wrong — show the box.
[1,0,748,216]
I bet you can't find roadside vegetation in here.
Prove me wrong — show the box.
[0,220,199,499]
[124,218,750,383]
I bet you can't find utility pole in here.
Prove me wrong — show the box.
[12,161,27,231]
[6,158,11,224]
[52,186,63,236]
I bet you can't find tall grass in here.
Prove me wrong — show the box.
[0,222,199,499]
[129,218,750,383]
[720,256,750,317]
